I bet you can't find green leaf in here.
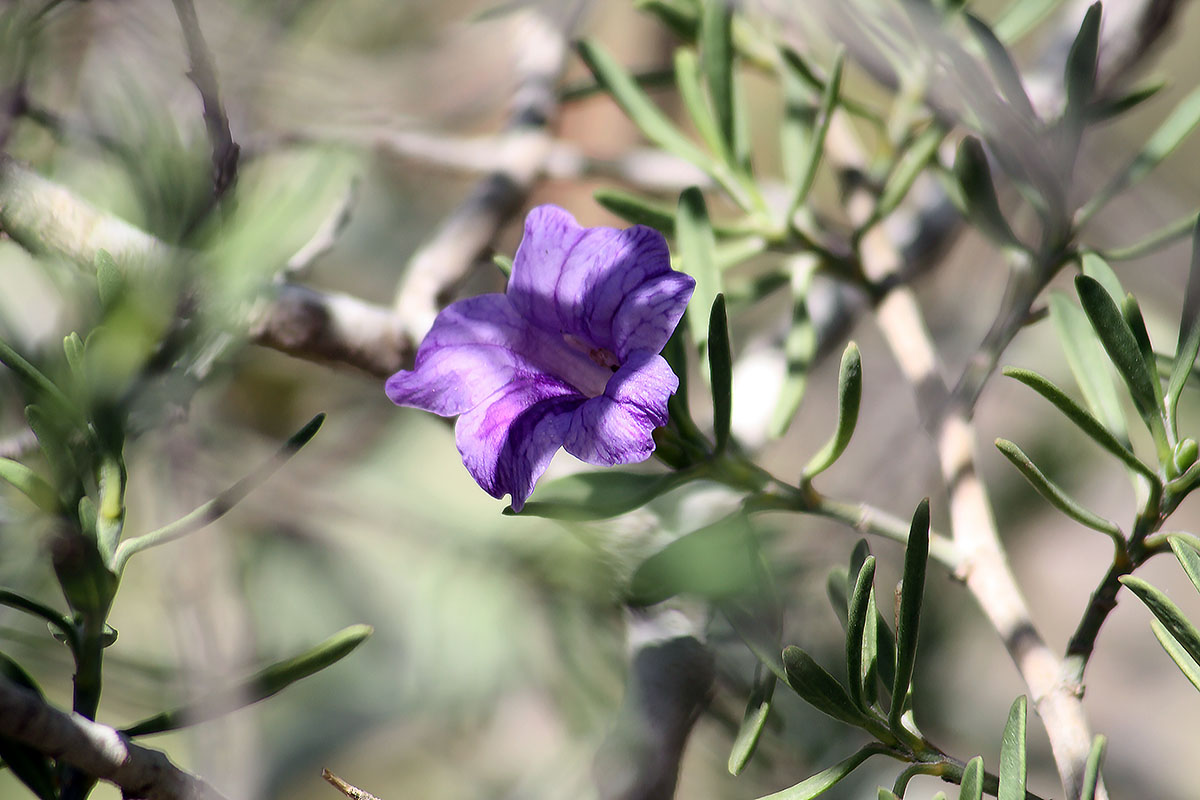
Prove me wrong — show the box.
[768,260,817,438]
[998,695,1027,800]
[1063,3,1101,119]
[577,39,713,170]
[63,331,85,375]
[1169,535,1200,594]
[954,136,1021,248]
[1087,78,1166,123]
[0,457,58,512]
[1121,294,1163,408]
[677,188,721,348]
[782,645,867,727]
[890,498,929,733]
[994,439,1123,544]
[0,652,58,800]
[1120,575,1200,668]
[1150,618,1200,691]
[122,624,372,736]
[594,188,677,236]
[963,14,1035,121]
[993,0,1070,42]
[959,755,985,800]
[700,1,736,161]
[1004,367,1157,480]
[1098,212,1198,262]
[1081,736,1106,800]
[709,294,733,453]
[1086,84,1200,217]
[754,743,887,800]
[635,0,699,41]
[0,336,81,425]
[1075,275,1164,438]
[1048,291,1129,443]
[729,672,775,775]
[877,124,945,219]
[511,469,693,520]
[1080,252,1126,303]
[803,342,862,479]
[878,790,901,800]
[94,248,123,306]
[788,50,842,217]
[1166,218,1200,434]
[492,253,512,277]
[629,512,758,605]
[675,47,726,159]
[845,555,877,711]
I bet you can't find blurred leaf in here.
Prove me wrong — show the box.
[577,40,713,170]
[0,652,58,800]
[959,755,985,800]
[768,261,817,438]
[998,695,1027,800]
[754,743,887,800]
[596,188,676,236]
[1062,4,1101,119]
[492,253,512,277]
[675,47,726,159]
[1048,291,1129,442]
[845,554,877,711]
[1003,367,1156,479]
[63,332,84,376]
[709,294,733,452]
[0,336,81,426]
[677,188,721,349]
[1083,84,1200,218]
[1087,79,1166,123]
[993,0,1069,42]
[1150,618,1200,691]
[877,124,945,219]
[1167,218,1200,433]
[630,513,759,605]
[954,136,1021,248]
[878,790,901,800]
[964,14,1035,121]
[1122,575,1200,667]
[1098,213,1198,261]
[122,624,372,736]
[788,49,842,217]
[782,645,867,727]
[729,672,775,775]
[803,342,862,479]
[700,1,736,162]
[635,0,699,40]
[0,457,57,512]
[512,469,694,520]
[890,498,929,732]
[994,439,1123,543]
[1169,535,1200,594]
[1081,736,1106,800]
[94,249,122,306]
[1075,276,1163,436]
[1080,252,1125,303]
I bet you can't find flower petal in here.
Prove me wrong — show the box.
[611,271,695,359]
[385,294,531,416]
[508,205,683,355]
[564,350,678,466]
[456,376,585,511]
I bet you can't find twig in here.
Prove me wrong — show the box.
[170,0,239,203]
[0,674,228,800]
[284,177,358,277]
[322,769,383,800]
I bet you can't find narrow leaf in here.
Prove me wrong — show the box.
[788,50,843,216]
[1088,79,1166,123]
[769,259,817,437]
[1167,218,1200,431]
[1048,291,1129,442]
[729,672,775,775]
[992,0,1069,42]
[635,0,700,41]
[890,498,930,732]
[803,342,862,479]
[1121,575,1200,667]
[1169,535,1200,595]
[1080,252,1125,303]
[994,439,1123,543]
[594,188,676,236]
[845,555,877,711]
[677,188,721,348]
[513,469,693,520]
[700,1,736,161]
[1099,212,1198,261]
[1151,618,1200,692]
[1063,4,1101,117]
[754,743,887,800]
[955,136,1020,248]
[709,294,733,453]
[629,512,757,605]
[998,695,1027,800]
[0,458,58,512]
[675,47,726,158]
[877,124,945,218]
[959,755,985,800]
[964,13,1036,120]
[1121,294,1163,409]
[122,624,373,736]
[1004,367,1157,479]
[1081,736,1106,800]
[782,645,867,726]
[827,566,850,629]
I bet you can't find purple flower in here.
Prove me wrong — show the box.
[386,205,695,511]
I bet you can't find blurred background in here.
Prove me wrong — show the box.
[1,1,1200,799]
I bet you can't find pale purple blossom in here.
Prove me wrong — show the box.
[386,205,695,511]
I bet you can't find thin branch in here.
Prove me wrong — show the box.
[0,674,228,800]
[170,0,239,202]
[322,769,384,800]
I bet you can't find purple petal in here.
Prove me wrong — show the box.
[563,350,678,466]
[456,376,585,511]
[385,294,531,416]
[508,205,685,355]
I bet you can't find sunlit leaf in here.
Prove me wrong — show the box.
[729,671,775,775]
[1167,218,1200,433]
[1121,575,1200,669]
[782,645,868,727]
[998,695,1027,800]
[754,743,888,800]
[890,498,929,733]
[802,342,862,479]
[512,469,694,520]
[1081,736,1106,800]
[959,755,985,800]
[677,188,721,348]
[629,512,758,605]
[700,1,736,161]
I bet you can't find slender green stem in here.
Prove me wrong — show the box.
[0,590,78,654]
